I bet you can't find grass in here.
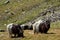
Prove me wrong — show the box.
[0,0,60,40]
[0,28,60,40]
[51,21,60,28]
[0,21,60,40]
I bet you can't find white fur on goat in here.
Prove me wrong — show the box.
[7,23,24,37]
[33,20,44,33]
[7,23,14,37]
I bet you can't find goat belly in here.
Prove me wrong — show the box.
[11,26,19,34]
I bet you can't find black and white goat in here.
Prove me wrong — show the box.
[7,23,24,38]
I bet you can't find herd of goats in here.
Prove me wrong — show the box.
[7,19,50,38]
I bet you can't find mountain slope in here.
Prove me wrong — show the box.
[0,0,60,29]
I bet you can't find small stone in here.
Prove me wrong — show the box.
[8,12,14,15]
[5,10,9,13]
[4,0,10,4]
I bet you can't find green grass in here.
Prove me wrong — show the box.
[51,21,60,28]
[0,0,60,29]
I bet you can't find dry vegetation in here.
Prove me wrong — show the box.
[0,28,60,40]
[0,21,60,40]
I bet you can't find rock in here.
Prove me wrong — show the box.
[5,10,10,13]
[7,12,14,15]
[10,12,14,15]
[4,0,10,4]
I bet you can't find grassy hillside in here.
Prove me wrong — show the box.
[0,0,60,40]
[0,0,60,29]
